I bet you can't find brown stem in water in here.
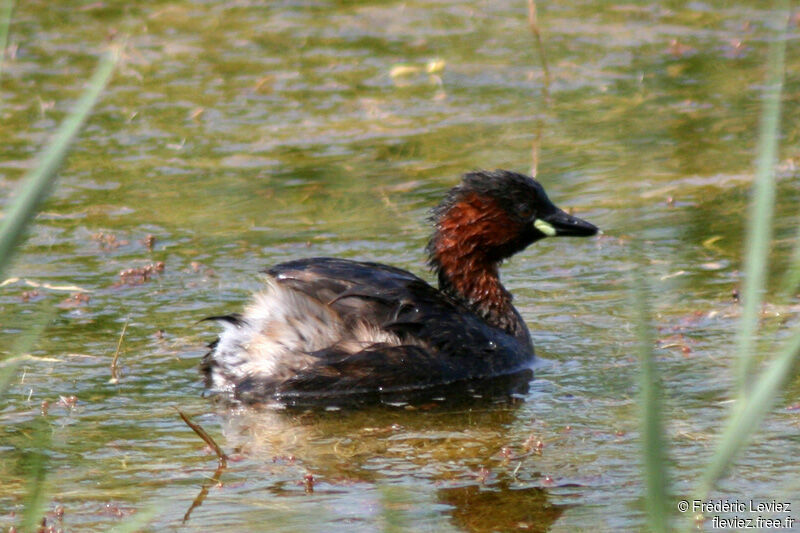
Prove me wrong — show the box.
[178,409,229,523]
[527,0,551,178]
[109,317,129,384]
[178,409,228,468]
[527,0,551,98]
[183,462,226,523]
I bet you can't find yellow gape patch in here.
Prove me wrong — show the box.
[534,218,556,236]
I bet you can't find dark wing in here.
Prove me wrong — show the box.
[267,257,487,348]
[259,257,530,397]
[268,257,439,339]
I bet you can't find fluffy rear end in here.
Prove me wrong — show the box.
[202,277,404,397]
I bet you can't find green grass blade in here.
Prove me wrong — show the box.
[735,5,787,396]
[379,485,413,533]
[0,46,119,277]
[1,305,55,394]
[0,358,20,394]
[700,327,800,497]
[779,222,800,299]
[698,5,794,498]
[107,504,162,533]
[19,417,51,533]
[0,0,14,83]
[632,250,670,533]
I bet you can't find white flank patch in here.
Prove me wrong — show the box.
[207,277,405,391]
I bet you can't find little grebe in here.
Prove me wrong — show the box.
[202,170,598,402]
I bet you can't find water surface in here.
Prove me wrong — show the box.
[1,1,799,531]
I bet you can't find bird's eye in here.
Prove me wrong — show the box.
[517,204,534,218]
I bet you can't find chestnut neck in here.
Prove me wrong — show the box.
[428,193,529,340]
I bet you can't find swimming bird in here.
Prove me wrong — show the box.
[202,169,598,403]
